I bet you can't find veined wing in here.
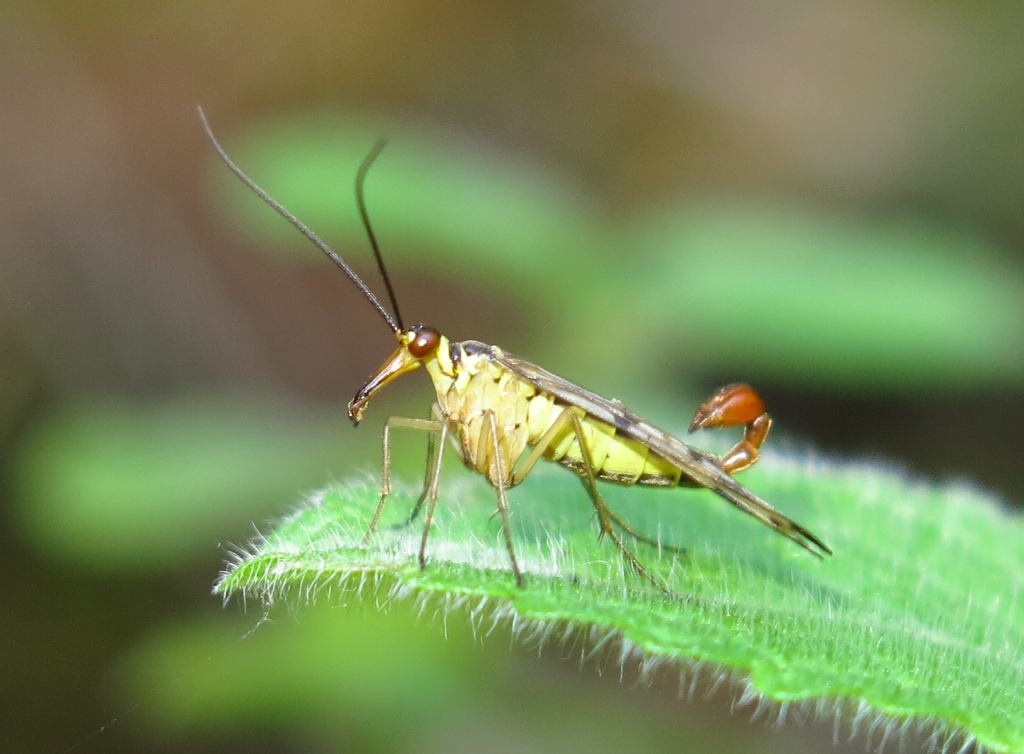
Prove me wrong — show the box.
[489,345,831,559]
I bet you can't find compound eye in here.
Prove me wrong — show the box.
[408,326,441,358]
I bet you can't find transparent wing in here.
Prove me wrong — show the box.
[490,346,831,558]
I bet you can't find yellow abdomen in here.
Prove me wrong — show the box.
[440,352,681,488]
[523,389,683,487]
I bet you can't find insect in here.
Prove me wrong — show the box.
[199,108,831,596]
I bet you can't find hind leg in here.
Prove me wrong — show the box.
[513,409,684,599]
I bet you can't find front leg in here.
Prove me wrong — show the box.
[689,383,772,474]
[362,416,447,566]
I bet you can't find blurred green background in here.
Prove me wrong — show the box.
[2,2,1022,752]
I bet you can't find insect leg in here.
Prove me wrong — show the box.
[397,404,447,528]
[479,410,524,588]
[514,410,680,598]
[563,412,681,598]
[416,421,449,572]
[362,416,446,546]
[599,505,688,557]
[511,417,686,557]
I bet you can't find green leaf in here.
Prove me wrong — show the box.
[119,604,762,752]
[621,203,1024,389]
[217,456,1023,753]
[12,394,348,570]
[204,113,1024,393]
[205,111,608,288]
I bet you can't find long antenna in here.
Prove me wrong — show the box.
[356,139,404,331]
[197,106,400,334]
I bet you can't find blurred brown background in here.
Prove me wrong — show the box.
[2,2,1022,752]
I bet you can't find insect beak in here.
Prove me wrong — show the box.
[347,345,422,425]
